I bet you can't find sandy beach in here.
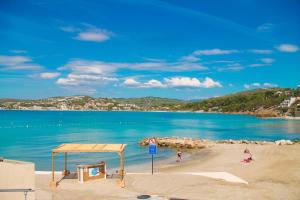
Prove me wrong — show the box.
[34,143,300,200]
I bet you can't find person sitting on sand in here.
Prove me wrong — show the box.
[242,148,253,163]
[176,150,182,162]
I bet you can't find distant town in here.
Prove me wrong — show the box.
[1,88,300,118]
[0,96,183,112]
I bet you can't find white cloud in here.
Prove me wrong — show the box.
[217,63,244,72]
[249,63,267,68]
[123,78,165,88]
[244,84,250,89]
[56,73,118,86]
[0,55,42,71]
[10,50,27,54]
[244,82,278,89]
[56,78,78,86]
[61,24,113,43]
[259,58,275,64]
[123,77,222,89]
[143,57,165,62]
[252,82,261,87]
[123,78,141,87]
[249,49,272,54]
[180,55,200,62]
[164,77,222,88]
[200,77,222,88]
[75,28,112,42]
[58,59,117,75]
[57,58,211,91]
[276,44,299,53]
[40,72,61,79]
[256,23,274,32]
[193,49,238,55]
[263,83,278,87]
[144,79,165,88]
[164,77,201,88]
[59,59,208,74]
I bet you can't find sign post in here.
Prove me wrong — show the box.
[148,138,157,175]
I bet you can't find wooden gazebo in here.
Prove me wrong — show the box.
[49,143,126,188]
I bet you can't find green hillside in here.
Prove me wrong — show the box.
[183,88,300,115]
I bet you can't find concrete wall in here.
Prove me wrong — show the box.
[0,159,35,200]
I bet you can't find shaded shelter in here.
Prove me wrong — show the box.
[49,143,126,188]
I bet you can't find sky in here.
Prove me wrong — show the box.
[0,0,299,100]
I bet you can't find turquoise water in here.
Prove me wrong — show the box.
[0,110,299,171]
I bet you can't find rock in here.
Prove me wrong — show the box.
[138,137,282,149]
[275,140,293,145]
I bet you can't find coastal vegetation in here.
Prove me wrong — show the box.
[183,87,300,117]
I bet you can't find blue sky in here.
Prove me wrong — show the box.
[0,0,299,99]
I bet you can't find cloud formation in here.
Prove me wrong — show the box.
[276,44,299,53]
[217,63,244,72]
[123,78,141,87]
[248,49,272,54]
[75,28,112,42]
[0,55,43,71]
[124,77,222,89]
[180,55,200,62]
[61,24,113,43]
[259,58,275,64]
[56,74,118,86]
[193,49,238,55]
[40,72,61,79]
[244,82,278,89]
[58,59,208,75]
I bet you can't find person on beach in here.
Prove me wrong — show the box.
[176,150,182,162]
[242,148,253,163]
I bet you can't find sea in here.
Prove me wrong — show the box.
[0,110,299,171]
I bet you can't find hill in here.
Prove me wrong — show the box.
[183,88,300,117]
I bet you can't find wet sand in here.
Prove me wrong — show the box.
[35,144,300,200]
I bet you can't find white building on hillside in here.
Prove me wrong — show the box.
[280,97,297,108]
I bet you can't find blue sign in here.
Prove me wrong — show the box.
[148,144,157,155]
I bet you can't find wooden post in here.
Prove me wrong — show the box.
[52,152,55,182]
[62,152,70,176]
[118,150,125,187]
[64,152,67,172]
[49,151,57,188]
[120,151,124,179]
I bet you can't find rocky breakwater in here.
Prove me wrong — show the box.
[139,137,295,149]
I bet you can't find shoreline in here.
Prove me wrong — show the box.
[1,109,299,120]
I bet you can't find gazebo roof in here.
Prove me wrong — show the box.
[52,144,126,153]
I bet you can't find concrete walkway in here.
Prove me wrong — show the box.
[127,171,248,184]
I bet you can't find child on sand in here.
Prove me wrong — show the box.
[176,150,182,162]
[241,148,253,163]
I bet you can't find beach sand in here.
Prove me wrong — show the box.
[35,144,300,200]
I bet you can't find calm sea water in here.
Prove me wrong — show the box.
[0,110,299,171]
